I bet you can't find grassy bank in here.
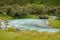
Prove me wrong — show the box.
[49,20,60,29]
[24,14,39,19]
[0,14,39,20]
[0,30,60,40]
[0,14,14,20]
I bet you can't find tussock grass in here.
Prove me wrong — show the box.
[0,30,60,40]
[49,20,60,29]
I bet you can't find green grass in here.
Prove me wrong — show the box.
[0,30,60,40]
[0,14,14,20]
[0,30,17,40]
[45,15,52,19]
[0,14,39,20]
[49,20,60,29]
[24,14,39,19]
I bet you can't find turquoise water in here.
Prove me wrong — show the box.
[8,19,60,32]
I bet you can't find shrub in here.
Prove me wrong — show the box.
[0,4,60,19]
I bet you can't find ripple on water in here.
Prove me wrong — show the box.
[7,19,60,32]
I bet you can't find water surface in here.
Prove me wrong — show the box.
[8,19,60,32]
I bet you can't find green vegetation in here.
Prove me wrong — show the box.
[0,0,60,19]
[0,0,60,40]
[0,14,13,20]
[49,20,60,28]
[0,4,60,19]
[46,15,53,19]
[24,14,39,19]
[7,27,18,32]
[0,30,60,40]
[0,0,60,6]
[0,30,17,40]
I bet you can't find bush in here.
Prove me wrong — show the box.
[0,5,28,18]
[0,4,60,19]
